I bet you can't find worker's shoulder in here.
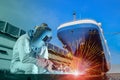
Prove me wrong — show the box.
[18,34,30,41]
[14,34,29,47]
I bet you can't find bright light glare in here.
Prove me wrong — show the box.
[74,71,79,76]
[72,71,85,76]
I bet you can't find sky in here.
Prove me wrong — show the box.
[0,0,120,65]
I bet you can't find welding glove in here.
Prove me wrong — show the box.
[37,58,54,73]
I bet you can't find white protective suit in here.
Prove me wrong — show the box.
[10,33,52,74]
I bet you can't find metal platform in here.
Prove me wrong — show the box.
[0,73,120,80]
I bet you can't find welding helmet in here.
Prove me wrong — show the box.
[29,23,52,49]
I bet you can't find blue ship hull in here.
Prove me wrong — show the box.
[57,19,110,74]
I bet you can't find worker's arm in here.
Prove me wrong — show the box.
[37,45,48,59]
[18,37,54,72]
[18,38,37,64]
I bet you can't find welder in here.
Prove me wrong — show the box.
[10,23,53,74]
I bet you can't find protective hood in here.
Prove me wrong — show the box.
[30,25,52,50]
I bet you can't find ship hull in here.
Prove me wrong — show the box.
[57,19,111,75]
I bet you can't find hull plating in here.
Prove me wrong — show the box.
[57,20,110,75]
